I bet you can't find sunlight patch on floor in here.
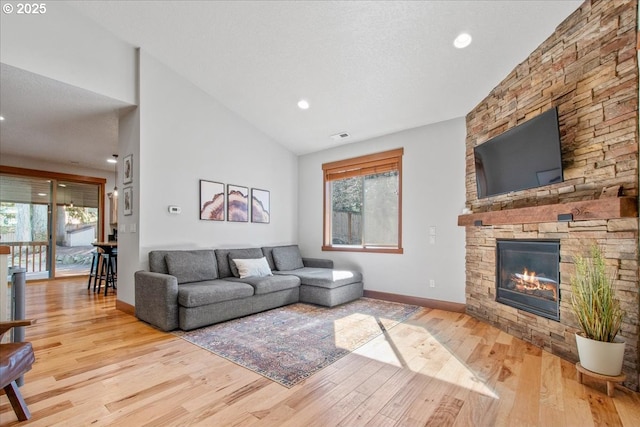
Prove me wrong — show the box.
[332,314,394,349]
[353,324,500,399]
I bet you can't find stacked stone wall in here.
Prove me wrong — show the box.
[464,0,639,390]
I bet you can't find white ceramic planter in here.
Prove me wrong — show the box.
[575,333,625,376]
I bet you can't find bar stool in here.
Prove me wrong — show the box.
[96,249,117,296]
[87,251,101,291]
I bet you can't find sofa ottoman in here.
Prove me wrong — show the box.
[267,245,364,307]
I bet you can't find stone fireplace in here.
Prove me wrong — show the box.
[460,0,639,391]
[496,240,560,321]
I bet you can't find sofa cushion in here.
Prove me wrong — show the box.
[228,275,300,295]
[149,251,170,274]
[177,280,254,307]
[215,248,264,278]
[260,246,277,270]
[274,267,362,289]
[232,257,272,278]
[164,250,218,284]
[272,245,304,271]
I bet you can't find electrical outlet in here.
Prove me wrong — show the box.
[429,279,436,288]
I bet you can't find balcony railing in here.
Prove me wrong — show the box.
[4,241,48,273]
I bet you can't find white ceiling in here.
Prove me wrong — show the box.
[1,1,582,171]
[0,63,131,171]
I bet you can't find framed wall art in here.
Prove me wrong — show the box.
[199,180,225,221]
[227,184,248,222]
[123,187,133,216]
[123,154,133,184]
[251,188,270,224]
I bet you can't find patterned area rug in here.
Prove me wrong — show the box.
[174,298,419,387]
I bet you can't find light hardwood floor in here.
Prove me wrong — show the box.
[1,278,639,426]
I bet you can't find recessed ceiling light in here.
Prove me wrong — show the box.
[297,99,310,110]
[454,33,472,49]
[38,193,47,197]
[0,116,5,121]
[58,184,66,187]
[107,158,117,164]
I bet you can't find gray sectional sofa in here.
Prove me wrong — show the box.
[134,245,363,331]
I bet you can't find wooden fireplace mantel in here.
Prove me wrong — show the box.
[457,197,638,227]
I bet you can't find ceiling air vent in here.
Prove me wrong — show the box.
[330,132,350,141]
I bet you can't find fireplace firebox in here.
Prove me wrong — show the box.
[496,240,560,321]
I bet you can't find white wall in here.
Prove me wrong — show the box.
[0,2,136,104]
[116,104,140,306]
[113,51,299,305]
[298,118,467,303]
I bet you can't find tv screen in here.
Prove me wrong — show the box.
[474,107,563,199]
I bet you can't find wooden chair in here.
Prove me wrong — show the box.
[0,319,36,421]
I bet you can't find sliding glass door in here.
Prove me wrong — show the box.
[0,171,105,280]
[0,175,52,279]
[55,181,100,277]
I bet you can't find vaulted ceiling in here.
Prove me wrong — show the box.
[0,1,582,171]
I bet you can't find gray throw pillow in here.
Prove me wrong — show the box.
[272,245,304,271]
[165,250,218,284]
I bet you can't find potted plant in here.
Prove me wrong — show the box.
[570,245,625,376]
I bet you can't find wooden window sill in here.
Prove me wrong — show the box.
[322,246,403,254]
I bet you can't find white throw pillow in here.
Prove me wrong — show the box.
[232,257,273,278]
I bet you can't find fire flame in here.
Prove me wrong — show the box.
[511,268,557,300]
[520,268,538,288]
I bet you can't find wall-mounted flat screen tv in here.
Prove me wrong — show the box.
[474,107,563,199]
